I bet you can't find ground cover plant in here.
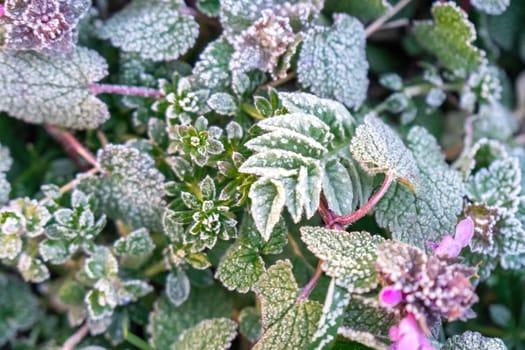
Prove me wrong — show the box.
[0,0,525,349]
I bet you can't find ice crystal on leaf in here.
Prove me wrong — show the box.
[0,0,90,54]
[471,0,510,15]
[375,127,464,248]
[78,144,166,231]
[252,260,322,350]
[413,2,485,77]
[0,145,12,204]
[0,47,109,129]
[297,13,369,109]
[171,318,237,350]
[96,0,199,62]
[443,330,507,349]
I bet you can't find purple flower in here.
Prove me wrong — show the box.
[380,286,403,307]
[389,314,435,350]
[0,0,90,54]
[433,217,474,259]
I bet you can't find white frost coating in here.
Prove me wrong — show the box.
[297,14,369,109]
[249,178,286,240]
[0,47,109,129]
[471,0,510,15]
[172,318,238,350]
[97,0,199,61]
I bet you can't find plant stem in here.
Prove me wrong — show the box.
[365,0,412,38]
[332,173,394,226]
[39,168,99,205]
[266,71,297,88]
[298,260,324,301]
[45,125,98,170]
[62,323,89,350]
[90,83,164,99]
[144,260,167,278]
[125,332,155,350]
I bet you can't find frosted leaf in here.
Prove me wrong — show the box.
[0,234,22,259]
[239,307,261,342]
[325,0,390,21]
[496,215,525,269]
[148,287,232,350]
[197,0,220,17]
[171,318,237,350]
[310,279,351,350]
[17,252,50,283]
[118,280,152,304]
[0,273,38,346]
[192,37,235,92]
[215,242,265,293]
[425,88,446,107]
[454,138,508,179]
[219,0,273,38]
[471,0,510,15]
[252,260,322,350]
[297,14,369,109]
[301,227,384,293]
[470,103,517,143]
[443,331,507,349]
[413,2,484,76]
[379,73,403,91]
[0,0,90,54]
[166,268,191,307]
[39,238,70,265]
[84,246,118,280]
[338,296,399,350]
[461,65,503,111]
[78,144,166,231]
[85,278,118,320]
[350,114,419,188]
[207,92,237,116]
[97,0,199,62]
[375,127,464,248]
[113,228,155,258]
[322,159,354,216]
[467,157,521,212]
[0,145,12,204]
[0,47,109,129]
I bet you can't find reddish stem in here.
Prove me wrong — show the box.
[90,83,164,99]
[331,173,395,226]
[45,125,98,170]
[461,0,470,12]
[298,261,324,301]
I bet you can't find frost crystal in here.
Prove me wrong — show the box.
[0,145,12,204]
[171,318,237,350]
[0,0,90,54]
[298,13,369,109]
[471,0,510,15]
[443,330,507,349]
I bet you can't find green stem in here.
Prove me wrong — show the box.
[241,103,265,120]
[144,260,167,278]
[125,332,155,350]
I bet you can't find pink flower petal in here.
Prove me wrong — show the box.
[454,217,474,247]
[380,286,403,307]
[0,5,4,17]
[435,235,462,259]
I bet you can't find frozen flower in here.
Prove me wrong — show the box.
[432,217,474,259]
[389,314,435,350]
[0,0,90,54]
[376,241,478,331]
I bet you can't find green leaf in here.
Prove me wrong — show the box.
[207,92,237,116]
[97,0,199,61]
[252,260,322,350]
[467,157,521,213]
[0,274,39,346]
[148,287,232,350]
[324,0,390,21]
[413,2,484,76]
[215,242,265,293]
[39,238,70,265]
[442,331,507,349]
[0,47,109,129]
[0,234,22,260]
[248,178,286,240]
[84,247,119,280]
[239,307,262,343]
[350,115,419,188]
[338,296,399,350]
[197,0,220,17]
[471,0,510,15]
[322,160,354,216]
[113,228,155,257]
[298,14,369,109]
[166,268,191,307]
[310,279,351,350]
[16,253,50,283]
[375,126,464,248]
[300,227,384,293]
[85,279,118,320]
[192,37,235,93]
[0,145,12,204]
[171,318,237,350]
[78,144,166,231]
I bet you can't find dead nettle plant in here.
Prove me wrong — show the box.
[0,0,521,349]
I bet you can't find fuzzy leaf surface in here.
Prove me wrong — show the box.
[97,0,199,61]
[0,48,109,129]
[301,227,384,293]
[298,14,369,109]
[375,126,464,248]
[413,2,484,76]
[252,260,322,350]
[471,0,510,15]
[171,318,237,350]
[442,331,507,349]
